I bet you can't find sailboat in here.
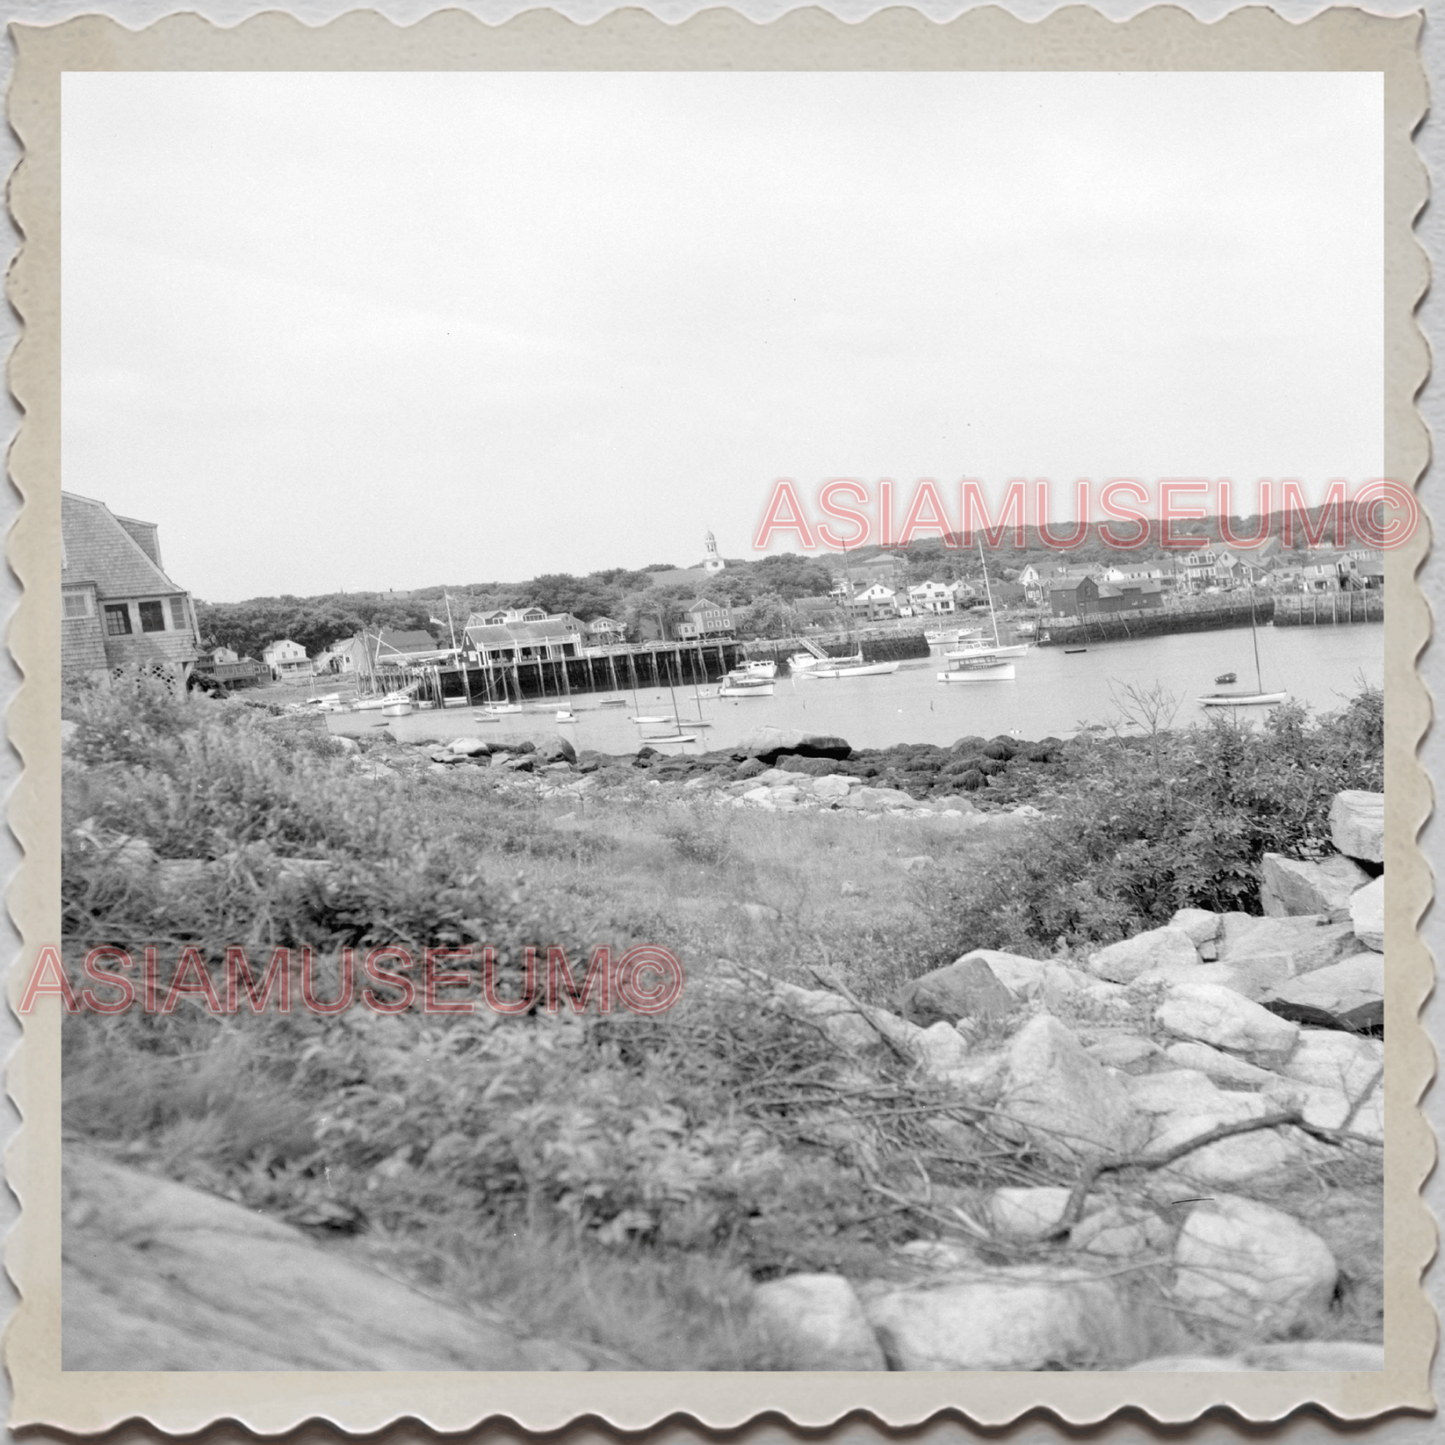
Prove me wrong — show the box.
[1198,592,1287,708]
[938,539,1023,683]
[796,572,899,679]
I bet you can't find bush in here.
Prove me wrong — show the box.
[927,685,1386,950]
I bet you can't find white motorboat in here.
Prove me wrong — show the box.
[358,689,417,712]
[556,710,578,723]
[945,642,1029,661]
[938,657,1017,682]
[790,650,862,672]
[729,660,778,680]
[804,660,901,679]
[924,626,983,647]
[718,678,775,698]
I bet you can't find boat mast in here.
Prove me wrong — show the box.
[1249,588,1264,694]
[978,536,1002,648]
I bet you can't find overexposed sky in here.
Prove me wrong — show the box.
[62,71,1382,601]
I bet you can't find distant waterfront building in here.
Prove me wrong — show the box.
[61,491,201,688]
[262,639,311,681]
[676,597,735,641]
[1050,576,1164,619]
[1173,549,1219,589]
[848,584,899,621]
[907,581,955,616]
[193,646,263,689]
[463,613,584,665]
[588,617,626,645]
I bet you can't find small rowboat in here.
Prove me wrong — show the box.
[1215,671,1237,685]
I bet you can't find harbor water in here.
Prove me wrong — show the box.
[335,622,1384,755]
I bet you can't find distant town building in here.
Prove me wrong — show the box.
[908,581,956,616]
[1341,550,1385,590]
[587,617,626,645]
[676,597,735,641]
[262,639,311,681]
[193,644,263,689]
[848,584,899,621]
[1049,576,1164,619]
[61,491,200,688]
[463,613,584,665]
[701,530,726,574]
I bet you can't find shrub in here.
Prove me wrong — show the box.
[929,685,1386,950]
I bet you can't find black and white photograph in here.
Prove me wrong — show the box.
[25,15,1423,1417]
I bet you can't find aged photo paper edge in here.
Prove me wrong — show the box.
[2,3,1433,1433]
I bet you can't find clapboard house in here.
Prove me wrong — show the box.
[61,492,200,687]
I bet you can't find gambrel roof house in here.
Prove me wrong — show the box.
[61,492,200,686]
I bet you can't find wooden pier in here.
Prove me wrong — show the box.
[421,640,747,704]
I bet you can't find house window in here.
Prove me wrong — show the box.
[137,600,166,633]
[169,596,188,630]
[104,604,132,636]
[62,590,92,620]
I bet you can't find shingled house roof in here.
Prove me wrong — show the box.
[62,492,187,598]
[366,629,440,660]
[464,619,583,648]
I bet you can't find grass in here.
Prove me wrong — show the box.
[60,674,1385,1367]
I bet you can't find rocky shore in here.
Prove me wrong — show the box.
[369,721,1065,812]
[705,784,1387,1370]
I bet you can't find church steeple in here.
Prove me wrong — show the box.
[702,529,725,573]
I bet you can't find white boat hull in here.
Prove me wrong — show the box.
[790,651,863,671]
[1198,691,1288,708]
[719,683,775,697]
[730,661,778,680]
[945,644,1029,661]
[805,661,901,678]
[938,662,1016,682]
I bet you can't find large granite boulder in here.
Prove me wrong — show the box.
[752,1275,886,1370]
[1087,926,1198,984]
[1154,982,1300,1057]
[1261,953,1384,1033]
[736,727,851,764]
[1350,875,1385,952]
[1172,1197,1337,1337]
[998,1015,1148,1161]
[536,735,577,764]
[894,955,1017,1027]
[864,1267,1170,1370]
[1168,907,1222,945]
[1260,853,1370,918]
[1329,790,1385,865]
[1218,915,1358,978]
[62,1149,597,1371]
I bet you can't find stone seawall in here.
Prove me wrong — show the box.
[1039,601,1275,647]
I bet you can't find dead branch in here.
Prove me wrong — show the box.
[1049,1102,1383,1241]
[807,937,916,1066]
